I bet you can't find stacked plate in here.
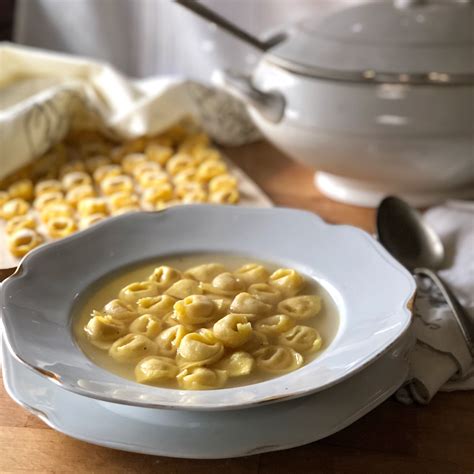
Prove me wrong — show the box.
[1,206,416,458]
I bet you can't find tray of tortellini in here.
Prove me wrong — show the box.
[0,122,271,269]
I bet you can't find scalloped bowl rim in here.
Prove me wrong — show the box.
[0,205,416,410]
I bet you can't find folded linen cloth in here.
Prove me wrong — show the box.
[0,43,260,181]
[396,202,474,404]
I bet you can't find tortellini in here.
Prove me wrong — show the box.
[177,367,227,390]
[230,292,271,318]
[269,268,304,297]
[254,345,303,374]
[278,325,323,354]
[119,281,158,304]
[135,356,178,383]
[278,295,322,320]
[176,330,224,368]
[109,333,158,363]
[213,314,252,348]
[81,259,327,390]
[173,295,216,325]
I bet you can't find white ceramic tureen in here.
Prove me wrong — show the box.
[212,0,474,207]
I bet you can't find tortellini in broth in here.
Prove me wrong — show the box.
[79,258,332,390]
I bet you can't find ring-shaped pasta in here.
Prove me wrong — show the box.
[174,181,204,199]
[177,367,227,390]
[208,174,237,193]
[136,294,176,317]
[269,268,305,297]
[201,272,244,297]
[166,154,195,176]
[39,202,74,223]
[148,265,182,291]
[93,164,123,183]
[213,314,252,348]
[1,198,30,220]
[277,295,322,320]
[129,314,163,339]
[229,292,272,317]
[8,179,34,201]
[214,351,254,377]
[103,299,137,322]
[85,155,111,174]
[34,192,64,210]
[192,147,221,164]
[137,171,170,189]
[100,175,134,196]
[79,212,107,229]
[66,185,96,207]
[196,160,227,183]
[108,333,158,363]
[5,214,36,235]
[135,356,179,383]
[181,189,208,204]
[254,314,295,337]
[165,278,202,299]
[209,189,239,205]
[173,295,216,326]
[156,324,188,357]
[254,345,303,374]
[240,330,269,354]
[121,153,148,174]
[248,283,282,306]
[7,228,43,257]
[131,161,162,178]
[184,263,226,283]
[206,295,232,316]
[61,171,92,190]
[234,263,269,286]
[155,199,182,211]
[46,216,77,238]
[173,168,197,186]
[145,144,174,166]
[107,192,138,212]
[176,330,224,368]
[141,183,174,206]
[85,312,127,349]
[119,281,158,304]
[278,325,323,354]
[35,179,63,196]
[77,197,108,217]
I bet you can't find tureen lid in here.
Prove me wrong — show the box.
[266,0,474,85]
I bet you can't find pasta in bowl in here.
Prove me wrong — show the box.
[75,258,331,390]
[0,206,415,410]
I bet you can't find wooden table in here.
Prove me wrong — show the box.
[1,141,473,473]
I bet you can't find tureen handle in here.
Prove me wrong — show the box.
[212,70,285,124]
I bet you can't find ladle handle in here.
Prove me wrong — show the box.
[174,0,285,51]
[415,267,474,360]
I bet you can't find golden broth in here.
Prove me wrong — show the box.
[74,254,339,389]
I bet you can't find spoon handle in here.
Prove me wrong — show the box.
[415,267,474,359]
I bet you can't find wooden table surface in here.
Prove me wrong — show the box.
[1,141,473,473]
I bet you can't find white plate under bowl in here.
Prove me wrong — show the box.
[0,206,415,410]
[2,328,413,459]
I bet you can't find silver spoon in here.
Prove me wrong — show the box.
[377,196,474,359]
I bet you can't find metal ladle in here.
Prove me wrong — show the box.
[377,196,474,358]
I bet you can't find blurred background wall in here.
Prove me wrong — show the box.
[10,0,354,81]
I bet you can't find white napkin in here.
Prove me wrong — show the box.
[396,202,474,404]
